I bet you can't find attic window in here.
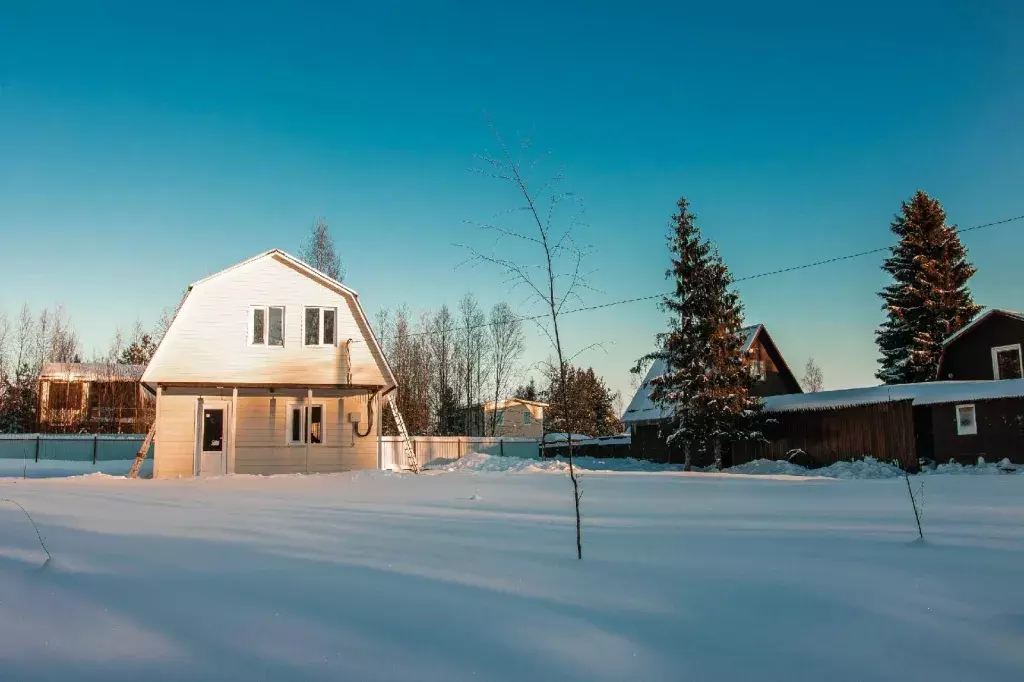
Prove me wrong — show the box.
[991,344,1022,380]
[304,307,337,346]
[749,359,766,381]
[250,307,285,346]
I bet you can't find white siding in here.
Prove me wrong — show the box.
[152,390,378,478]
[143,254,389,387]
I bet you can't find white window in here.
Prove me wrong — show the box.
[523,411,532,425]
[955,404,977,436]
[303,307,337,346]
[249,306,285,347]
[991,344,1023,380]
[749,359,766,381]
[495,411,504,426]
[287,403,325,445]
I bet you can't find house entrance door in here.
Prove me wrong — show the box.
[198,403,228,476]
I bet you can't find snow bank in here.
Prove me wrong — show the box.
[0,458,152,479]
[429,452,685,473]
[727,456,1023,479]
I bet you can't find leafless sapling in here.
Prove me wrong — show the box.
[462,123,595,559]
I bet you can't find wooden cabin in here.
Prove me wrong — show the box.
[141,249,396,478]
[937,309,1024,381]
[735,379,1024,468]
[38,362,151,433]
[622,324,802,465]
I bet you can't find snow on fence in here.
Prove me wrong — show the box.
[380,436,539,471]
[0,433,152,478]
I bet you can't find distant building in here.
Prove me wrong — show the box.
[37,362,150,433]
[481,398,547,439]
[622,323,802,464]
[938,309,1024,381]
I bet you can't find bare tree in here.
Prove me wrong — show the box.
[426,306,459,435]
[0,311,10,386]
[488,302,525,435]
[457,293,491,435]
[802,357,824,393]
[48,305,80,363]
[299,216,345,282]
[463,124,592,559]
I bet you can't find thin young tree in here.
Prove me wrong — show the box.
[463,125,591,559]
[633,197,763,470]
[488,302,525,435]
[877,191,981,384]
[457,294,490,435]
[802,357,824,393]
[299,216,346,282]
[427,306,459,435]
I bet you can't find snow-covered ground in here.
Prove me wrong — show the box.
[1,467,1023,681]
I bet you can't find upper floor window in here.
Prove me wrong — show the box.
[304,307,337,346]
[749,359,766,381]
[495,411,504,426]
[991,344,1022,380]
[250,306,284,346]
[523,411,532,425]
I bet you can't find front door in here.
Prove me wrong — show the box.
[199,405,227,476]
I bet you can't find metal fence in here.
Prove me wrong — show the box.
[380,436,539,471]
[0,433,151,462]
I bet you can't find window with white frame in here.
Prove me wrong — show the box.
[749,359,766,381]
[304,307,337,346]
[287,403,325,444]
[955,404,977,436]
[250,306,285,346]
[991,344,1023,380]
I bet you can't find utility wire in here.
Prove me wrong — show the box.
[399,213,1024,340]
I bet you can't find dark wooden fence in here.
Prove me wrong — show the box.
[732,399,917,469]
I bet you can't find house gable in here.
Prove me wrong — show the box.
[142,251,394,389]
[938,309,1024,381]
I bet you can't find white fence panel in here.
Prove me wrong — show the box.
[379,436,539,471]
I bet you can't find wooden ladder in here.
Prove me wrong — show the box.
[128,423,156,479]
[386,393,419,472]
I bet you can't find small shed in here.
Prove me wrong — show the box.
[734,379,1024,468]
[38,362,150,433]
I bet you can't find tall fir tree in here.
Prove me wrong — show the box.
[633,197,762,469]
[876,191,981,384]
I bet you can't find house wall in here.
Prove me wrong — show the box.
[143,254,389,387]
[748,333,802,397]
[487,403,544,438]
[153,389,379,478]
[940,314,1024,380]
[928,398,1024,464]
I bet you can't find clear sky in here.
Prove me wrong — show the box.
[2,1,1023,404]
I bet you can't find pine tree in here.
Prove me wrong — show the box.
[876,191,981,384]
[633,197,762,469]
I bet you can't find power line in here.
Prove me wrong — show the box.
[399,212,1024,340]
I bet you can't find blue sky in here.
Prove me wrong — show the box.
[2,1,1023,403]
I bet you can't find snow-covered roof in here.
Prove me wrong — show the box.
[941,308,1024,347]
[623,325,761,424]
[762,379,1024,413]
[40,363,145,382]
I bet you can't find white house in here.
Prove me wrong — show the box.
[141,249,396,478]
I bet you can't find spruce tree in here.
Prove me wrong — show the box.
[876,191,981,384]
[634,197,762,469]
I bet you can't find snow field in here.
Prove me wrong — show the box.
[1,469,1023,681]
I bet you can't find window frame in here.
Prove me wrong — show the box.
[495,410,504,426]
[990,343,1023,380]
[523,410,532,425]
[302,306,338,347]
[285,402,327,446]
[249,305,286,348]
[955,403,978,436]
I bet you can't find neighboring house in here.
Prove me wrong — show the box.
[735,379,1024,467]
[937,309,1024,381]
[37,362,150,433]
[483,398,546,438]
[141,249,396,478]
[622,324,802,463]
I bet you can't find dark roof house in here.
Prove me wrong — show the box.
[937,309,1024,381]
